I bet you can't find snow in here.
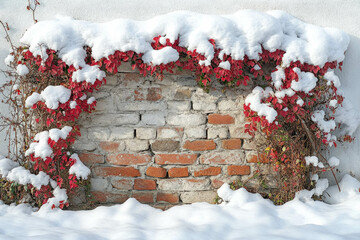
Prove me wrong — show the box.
[311,110,336,133]
[69,153,90,179]
[305,155,319,166]
[6,167,50,190]
[329,99,337,107]
[4,54,14,66]
[218,61,230,70]
[86,97,96,105]
[314,178,329,196]
[0,174,358,239]
[25,85,71,109]
[245,86,277,123]
[270,66,285,89]
[291,67,318,93]
[40,85,72,110]
[16,64,29,76]
[72,65,105,84]
[0,157,50,190]
[25,126,72,159]
[142,46,179,65]
[19,10,349,80]
[324,70,341,88]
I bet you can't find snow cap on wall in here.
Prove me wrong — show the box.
[20,10,349,71]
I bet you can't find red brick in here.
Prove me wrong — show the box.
[99,142,120,153]
[156,193,179,203]
[123,73,141,82]
[79,153,104,165]
[132,192,154,203]
[211,179,225,188]
[93,166,140,177]
[155,154,197,165]
[147,88,162,101]
[111,179,133,190]
[107,153,151,165]
[134,179,157,190]
[222,139,242,150]
[208,114,234,124]
[168,167,189,178]
[134,88,145,101]
[194,167,221,177]
[91,191,129,203]
[247,153,269,163]
[146,166,167,178]
[228,165,250,175]
[183,140,216,151]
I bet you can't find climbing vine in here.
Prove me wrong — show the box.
[0,14,350,208]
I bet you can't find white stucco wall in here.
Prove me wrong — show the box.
[0,0,359,181]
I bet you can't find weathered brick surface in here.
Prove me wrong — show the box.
[193,167,222,177]
[156,192,179,203]
[132,192,154,203]
[155,154,197,165]
[246,152,269,163]
[227,165,251,175]
[79,153,104,165]
[168,167,189,178]
[111,178,133,190]
[157,127,184,139]
[222,139,242,150]
[180,191,217,204]
[99,142,122,153]
[208,114,235,124]
[134,179,157,190]
[74,73,264,207]
[200,152,245,164]
[93,166,141,177]
[157,179,210,191]
[92,191,130,203]
[146,167,167,178]
[183,140,216,151]
[107,153,151,165]
[151,140,179,152]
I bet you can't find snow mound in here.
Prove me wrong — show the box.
[25,85,71,110]
[0,175,359,239]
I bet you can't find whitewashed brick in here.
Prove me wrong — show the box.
[109,127,134,140]
[88,127,110,141]
[167,113,205,126]
[95,97,117,112]
[141,112,165,126]
[136,128,156,139]
[72,141,97,151]
[91,113,139,126]
[168,101,191,112]
[184,126,206,138]
[157,179,210,191]
[207,127,228,139]
[229,126,253,139]
[180,191,217,203]
[117,102,166,111]
[125,139,149,152]
[157,128,183,139]
[218,99,236,111]
[192,101,217,112]
[91,178,110,191]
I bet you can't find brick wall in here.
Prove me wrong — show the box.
[73,63,271,209]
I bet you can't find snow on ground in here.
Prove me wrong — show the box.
[0,174,358,240]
